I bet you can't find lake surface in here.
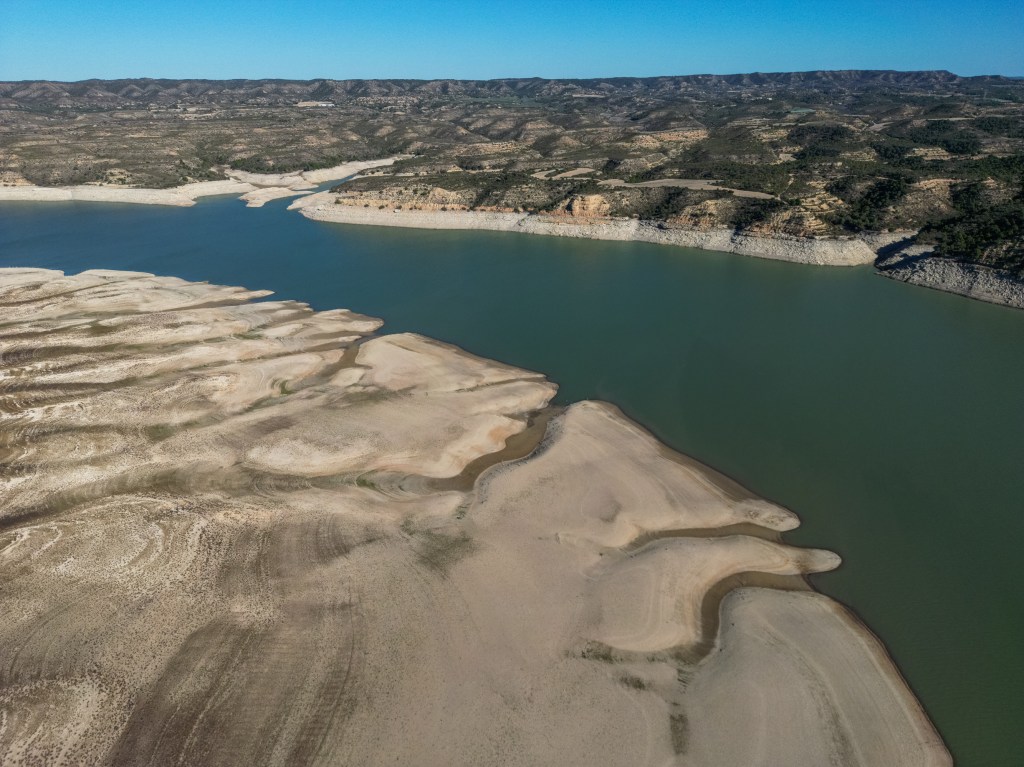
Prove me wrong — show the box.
[2,195,1023,764]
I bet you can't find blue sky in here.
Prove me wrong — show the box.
[1,0,1021,81]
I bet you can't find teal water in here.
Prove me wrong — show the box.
[2,196,1022,765]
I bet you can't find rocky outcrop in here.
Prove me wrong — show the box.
[879,254,1024,309]
[565,193,610,218]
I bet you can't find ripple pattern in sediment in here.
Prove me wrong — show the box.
[0,267,950,766]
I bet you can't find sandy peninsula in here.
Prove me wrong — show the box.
[0,158,400,208]
[0,267,950,765]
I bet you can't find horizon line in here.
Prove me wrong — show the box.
[3,68,1024,85]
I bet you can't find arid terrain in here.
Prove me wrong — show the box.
[2,71,1022,279]
[0,268,951,765]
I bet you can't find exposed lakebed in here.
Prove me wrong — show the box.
[2,194,1023,764]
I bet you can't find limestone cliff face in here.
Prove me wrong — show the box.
[669,199,735,231]
[298,202,879,266]
[332,184,475,212]
[745,209,832,238]
[879,255,1024,308]
[565,194,611,218]
[0,171,31,186]
[667,200,831,238]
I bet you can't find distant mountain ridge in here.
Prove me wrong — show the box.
[0,70,1013,108]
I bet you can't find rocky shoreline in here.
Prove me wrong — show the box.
[878,254,1024,309]
[296,202,1024,308]
[5,176,1024,309]
[293,200,878,266]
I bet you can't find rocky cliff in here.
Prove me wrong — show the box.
[878,255,1024,309]
[296,201,878,266]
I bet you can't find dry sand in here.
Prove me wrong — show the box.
[550,167,596,179]
[0,268,949,765]
[0,180,254,206]
[0,158,400,208]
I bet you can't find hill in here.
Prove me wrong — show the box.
[2,70,1022,277]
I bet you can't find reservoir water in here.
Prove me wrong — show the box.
[2,195,1022,765]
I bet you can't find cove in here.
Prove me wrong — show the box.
[2,195,1023,765]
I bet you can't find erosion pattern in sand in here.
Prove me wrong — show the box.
[0,268,950,766]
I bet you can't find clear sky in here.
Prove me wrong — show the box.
[1,0,1021,81]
